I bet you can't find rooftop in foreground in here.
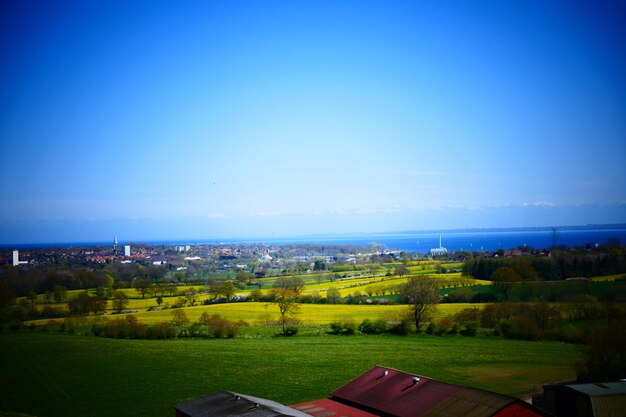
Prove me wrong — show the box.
[175,366,551,417]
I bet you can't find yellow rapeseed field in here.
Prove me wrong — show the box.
[96,302,480,325]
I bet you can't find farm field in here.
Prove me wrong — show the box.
[0,331,579,417]
[589,273,626,281]
[29,302,481,326]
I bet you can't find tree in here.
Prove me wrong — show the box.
[26,291,38,305]
[112,291,129,313]
[326,288,342,304]
[273,277,305,295]
[133,279,154,299]
[490,267,521,301]
[67,292,107,316]
[394,265,410,277]
[43,290,53,304]
[577,319,626,381]
[94,271,114,289]
[218,282,236,300]
[162,282,177,296]
[270,287,300,334]
[313,260,327,271]
[184,288,197,306]
[249,289,263,301]
[402,276,440,334]
[235,269,251,284]
[89,295,107,315]
[52,285,67,304]
[0,283,15,308]
[206,282,222,300]
[170,309,190,327]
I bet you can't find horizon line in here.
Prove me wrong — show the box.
[1,223,625,249]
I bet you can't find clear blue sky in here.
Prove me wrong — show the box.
[1,0,625,244]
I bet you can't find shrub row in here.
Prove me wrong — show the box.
[327,319,411,336]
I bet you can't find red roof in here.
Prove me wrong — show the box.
[493,402,549,417]
[326,366,547,417]
[333,367,464,417]
[291,398,378,417]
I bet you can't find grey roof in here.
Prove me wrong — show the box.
[174,391,312,417]
[564,381,626,397]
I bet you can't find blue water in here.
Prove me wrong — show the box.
[5,228,625,253]
[253,229,626,253]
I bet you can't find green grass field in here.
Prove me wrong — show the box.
[0,331,579,417]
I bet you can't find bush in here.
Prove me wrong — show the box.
[359,319,388,334]
[577,319,626,381]
[454,307,481,324]
[388,320,411,335]
[102,315,149,339]
[495,319,510,337]
[499,317,540,341]
[460,321,478,336]
[425,322,437,335]
[435,317,456,335]
[41,319,62,332]
[40,306,65,319]
[283,326,298,336]
[226,323,239,338]
[511,316,541,341]
[328,320,356,335]
[9,321,23,331]
[91,323,103,336]
[329,322,343,334]
[148,322,177,339]
[198,313,241,338]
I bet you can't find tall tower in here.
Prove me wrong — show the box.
[114,236,118,251]
[12,250,19,267]
[124,245,131,257]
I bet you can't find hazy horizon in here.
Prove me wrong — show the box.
[1,1,625,244]
[2,218,625,247]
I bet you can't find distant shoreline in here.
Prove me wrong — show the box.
[301,223,626,237]
[2,223,624,250]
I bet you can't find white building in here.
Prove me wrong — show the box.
[430,235,448,256]
[124,245,131,257]
[258,253,273,262]
[12,250,29,266]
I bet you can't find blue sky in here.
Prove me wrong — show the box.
[1,0,625,244]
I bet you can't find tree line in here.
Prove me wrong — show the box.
[462,247,625,281]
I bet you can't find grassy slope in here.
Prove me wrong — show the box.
[0,331,579,417]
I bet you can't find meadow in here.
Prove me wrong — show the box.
[0,331,580,417]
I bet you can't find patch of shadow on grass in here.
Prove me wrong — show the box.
[444,365,576,399]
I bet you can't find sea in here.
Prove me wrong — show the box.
[250,228,626,253]
[6,227,626,253]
